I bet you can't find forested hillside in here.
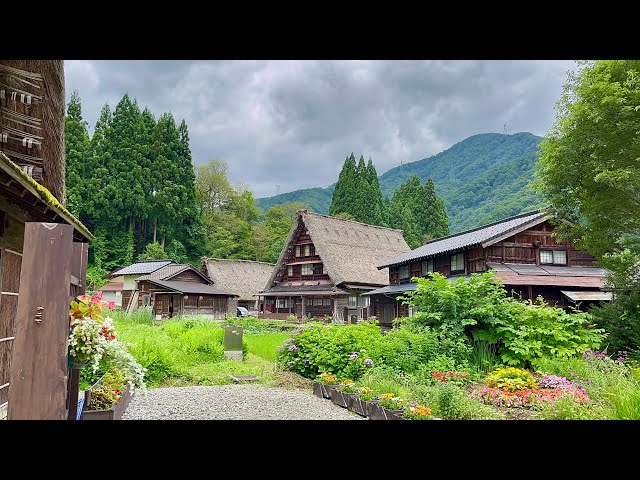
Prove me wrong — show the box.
[257,132,546,233]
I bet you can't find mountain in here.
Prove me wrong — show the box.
[257,132,546,233]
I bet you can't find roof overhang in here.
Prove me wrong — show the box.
[479,215,549,248]
[362,283,418,296]
[0,152,93,241]
[560,290,613,302]
[258,289,349,297]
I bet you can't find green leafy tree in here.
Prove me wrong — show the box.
[536,60,640,357]
[329,153,357,218]
[64,90,90,216]
[536,60,640,257]
[138,242,167,261]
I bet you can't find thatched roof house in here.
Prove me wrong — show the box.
[259,210,410,322]
[201,258,275,313]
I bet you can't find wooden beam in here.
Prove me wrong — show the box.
[8,223,73,420]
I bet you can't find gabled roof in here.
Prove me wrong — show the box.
[109,259,175,277]
[99,281,124,292]
[137,263,212,284]
[202,258,275,301]
[378,210,548,268]
[146,279,237,296]
[265,210,411,289]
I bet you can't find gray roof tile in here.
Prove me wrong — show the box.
[378,210,547,268]
[110,260,174,276]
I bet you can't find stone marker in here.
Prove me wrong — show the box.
[224,326,244,361]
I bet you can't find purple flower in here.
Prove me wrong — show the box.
[347,351,359,360]
[288,344,298,351]
[364,358,374,366]
[287,361,295,366]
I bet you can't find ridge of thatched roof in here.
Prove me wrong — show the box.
[201,258,275,301]
[265,210,411,289]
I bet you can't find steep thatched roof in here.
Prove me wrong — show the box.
[202,258,275,301]
[265,211,411,289]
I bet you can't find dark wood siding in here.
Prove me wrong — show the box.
[276,217,331,283]
[171,270,205,283]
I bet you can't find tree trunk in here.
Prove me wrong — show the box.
[153,220,157,244]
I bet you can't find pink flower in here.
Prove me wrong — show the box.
[107,301,116,310]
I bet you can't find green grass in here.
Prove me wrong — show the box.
[110,313,292,388]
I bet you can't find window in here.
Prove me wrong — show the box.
[540,249,567,265]
[450,253,464,272]
[287,265,293,277]
[348,295,358,308]
[301,264,313,276]
[421,259,434,276]
[276,298,290,308]
[357,296,370,308]
[295,246,301,257]
[323,298,332,306]
[304,244,311,257]
[322,264,327,275]
[313,298,322,306]
[399,264,410,279]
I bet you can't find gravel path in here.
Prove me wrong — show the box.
[122,385,364,420]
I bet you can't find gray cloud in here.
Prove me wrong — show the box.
[64,59,576,198]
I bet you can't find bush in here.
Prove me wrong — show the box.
[400,271,606,367]
[276,321,383,379]
[223,316,299,334]
[410,382,504,420]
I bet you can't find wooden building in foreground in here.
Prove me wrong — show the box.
[258,210,410,322]
[366,210,610,327]
[132,263,236,319]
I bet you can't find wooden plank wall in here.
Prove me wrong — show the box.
[0,249,22,407]
[172,270,205,283]
[8,223,73,420]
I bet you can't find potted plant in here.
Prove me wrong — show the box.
[348,386,376,417]
[403,402,434,420]
[312,372,340,399]
[330,379,356,408]
[82,369,134,420]
[368,393,406,420]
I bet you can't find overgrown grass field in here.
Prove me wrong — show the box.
[81,310,298,389]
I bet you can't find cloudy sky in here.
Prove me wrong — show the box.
[65,60,576,198]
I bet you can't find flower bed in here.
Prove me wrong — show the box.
[81,371,135,420]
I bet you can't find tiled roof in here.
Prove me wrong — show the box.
[146,279,237,296]
[378,210,547,268]
[137,264,191,281]
[489,262,607,288]
[110,260,174,276]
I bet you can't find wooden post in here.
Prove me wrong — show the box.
[301,296,306,319]
[8,223,73,420]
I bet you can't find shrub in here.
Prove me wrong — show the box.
[486,367,538,392]
[276,322,383,379]
[400,271,606,367]
[410,382,504,420]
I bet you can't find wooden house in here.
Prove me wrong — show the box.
[130,263,237,319]
[201,258,275,316]
[99,276,124,307]
[1,60,93,419]
[106,259,176,311]
[258,210,410,322]
[367,210,609,327]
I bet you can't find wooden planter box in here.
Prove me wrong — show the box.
[81,382,134,421]
[367,401,404,420]
[330,389,350,408]
[312,381,339,399]
[346,395,369,417]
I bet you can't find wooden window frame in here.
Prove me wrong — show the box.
[540,249,567,265]
[399,264,410,279]
[450,253,464,273]
[421,259,434,276]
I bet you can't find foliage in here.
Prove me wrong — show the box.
[276,322,383,379]
[87,369,129,411]
[430,370,470,386]
[317,372,339,385]
[137,242,167,261]
[536,60,640,258]
[354,386,376,401]
[223,316,298,334]
[469,338,500,374]
[64,90,90,218]
[378,393,406,410]
[475,386,589,410]
[401,271,606,366]
[410,382,504,420]
[329,153,386,226]
[590,250,640,359]
[403,403,433,420]
[485,367,538,392]
[388,175,449,247]
[338,379,357,393]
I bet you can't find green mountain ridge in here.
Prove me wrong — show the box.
[257,132,546,233]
